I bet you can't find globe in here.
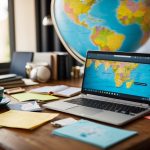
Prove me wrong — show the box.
[51,0,150,63]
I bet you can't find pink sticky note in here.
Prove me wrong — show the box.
[145,116,150,120]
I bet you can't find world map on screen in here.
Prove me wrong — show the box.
[83,59,150,99]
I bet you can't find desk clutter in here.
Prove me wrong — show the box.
[0,74,25,89]
[0,74,38,89]
[26,52,82,82]
[1,83,149,149]
[8,85,80,102]
[0,75,147,149]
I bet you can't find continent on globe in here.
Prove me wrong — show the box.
[90,27,125,52]
[63,0,96,28]
[52,0,150,63]
[117,0,150,44]
[86,59,139,88]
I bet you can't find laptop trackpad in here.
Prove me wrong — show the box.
[66,106,102,116]
[44,101,78,111]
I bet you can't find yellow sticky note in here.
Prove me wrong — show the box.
[11,92,59,102]
[0,110,59,129]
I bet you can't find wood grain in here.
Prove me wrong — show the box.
[0,78,150,150]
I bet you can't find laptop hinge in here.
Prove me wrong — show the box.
[84,94,149,108]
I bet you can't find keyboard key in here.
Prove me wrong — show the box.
[67,98,146,115]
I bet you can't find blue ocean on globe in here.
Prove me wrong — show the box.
[52,0,150,62]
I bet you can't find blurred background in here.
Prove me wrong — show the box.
[0,0,150,74]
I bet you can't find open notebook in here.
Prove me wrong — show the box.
[30,85,81,97]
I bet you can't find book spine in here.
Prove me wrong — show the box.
[51,54,58,80]
[51,52,72,80]
[57,54,66,80]
[65,55,71,79]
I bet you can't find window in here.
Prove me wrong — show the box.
[0,0,11,63]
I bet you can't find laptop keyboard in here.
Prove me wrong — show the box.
[67,98,147,116]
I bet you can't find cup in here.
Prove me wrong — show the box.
[0,87,4,102]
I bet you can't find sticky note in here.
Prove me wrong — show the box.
[11,92,59,102]
[0,110,59,129]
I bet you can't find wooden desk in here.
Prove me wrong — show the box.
[0,78,150,150]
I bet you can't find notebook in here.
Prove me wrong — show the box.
[30,85,81,97]
[53,119,137,149]
[43,51,150,126]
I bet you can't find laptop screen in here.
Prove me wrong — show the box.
[82,52,150,104]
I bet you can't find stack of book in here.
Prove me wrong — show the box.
[51,52,72,80]
[0,74,26,89]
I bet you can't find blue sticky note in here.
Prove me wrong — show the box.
[52,120,137,149]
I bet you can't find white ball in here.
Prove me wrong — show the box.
[30,66,51,83]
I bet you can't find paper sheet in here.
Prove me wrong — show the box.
[11,92,59,102]
[0,110,59,129]
[8,101,42,112]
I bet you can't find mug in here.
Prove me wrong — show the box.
[0,87,4,102]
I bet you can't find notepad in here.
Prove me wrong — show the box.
[30,85,81,97]
[0,110,59,129]
[11,92,59,102]
[53,120,137,149]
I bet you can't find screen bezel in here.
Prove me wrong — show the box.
[81,51,150,105]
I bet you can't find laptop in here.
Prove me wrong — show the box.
[43,51,150,126]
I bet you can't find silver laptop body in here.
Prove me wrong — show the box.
[43,52,150,126]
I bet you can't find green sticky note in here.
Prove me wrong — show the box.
[11,92,59,102]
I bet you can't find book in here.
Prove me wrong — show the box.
[50,52,72,80]
[0,80,24,86]
[30,85,81,97]
[10,52,33,77]
[57,53,67,80]
[0,74,25,89]
[57,52,72,80]
[2,83,26,89]
[0,74,17,80]
[0,76,22,83]
[51,53,58,80]
[53,119,137,149]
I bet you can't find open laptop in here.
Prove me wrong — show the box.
[43,51,150,126]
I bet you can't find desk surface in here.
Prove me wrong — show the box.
[0,78,150,150]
